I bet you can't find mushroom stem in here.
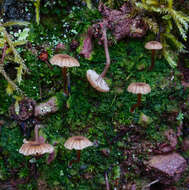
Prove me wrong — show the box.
[69,150,81,167]
[45,60,53,70]
[149,49,155,71]
[62,67,69,96]
[100,27,110,78]
[130,93,142,113]
[34,125,40,143]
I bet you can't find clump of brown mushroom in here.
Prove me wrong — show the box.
[50,54,80,96]
[145,41,163,71]
[64,136,93,166]
[19,125,54,156]
[127,82,151,112]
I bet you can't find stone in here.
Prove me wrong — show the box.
[182,138,189,152]
[148,153,187,184]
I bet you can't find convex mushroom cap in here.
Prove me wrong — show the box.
[127,82,151,94]
[19,139,54,156]
[64,136,93,150]
[145,41,163,50]
[50,54,80,68]
[86,69,109,92]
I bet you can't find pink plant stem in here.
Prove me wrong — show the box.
[130,94,142,113]
[100,26,110,78]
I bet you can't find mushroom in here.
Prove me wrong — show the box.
[86,69,109,92]
[64,136,93,166]
[38,50,53,70]
[127,82,151,113]
[19,125,54,156]
[145,41,162,71]
[86,25,110,92]
[49,54,80,96]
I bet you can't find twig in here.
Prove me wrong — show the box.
[0,23,29,72]
[1,43,7,64]
[105,171,110,190]
[0,43,23,94]
[0,67,23,94]
[142,179,159,190]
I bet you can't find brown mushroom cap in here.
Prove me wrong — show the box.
[127,82,151,94]
[49,54,80,68]
[19,139,54,156]
[64,136,93,150]
[86,69,109,92]
[145,41,163,50]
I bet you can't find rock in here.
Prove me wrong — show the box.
[147,153,187,184]
[164,129,178,149]
[154,129,178,154]
[34,97,58,117]
[182,138,189,152]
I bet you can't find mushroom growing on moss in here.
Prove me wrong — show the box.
[50,54,80,96]
[19,125,54,156]
[86,26,110,92]
[86,69,109,92]
[145,41,162,71]
[127,82,151,113]
[64,136,93,166]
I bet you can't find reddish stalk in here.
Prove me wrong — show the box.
[45,60,53,70]
[69,150,81,167]
[130,93,142,113]
[62,67,69,96]
[100,26,110,78]
[149,49,155,71]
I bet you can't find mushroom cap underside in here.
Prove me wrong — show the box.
[86,69,110,92]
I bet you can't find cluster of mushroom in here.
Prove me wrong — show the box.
[19,124,93,166]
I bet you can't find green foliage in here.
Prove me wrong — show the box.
[33,0,40,25]
[134,0,189,67]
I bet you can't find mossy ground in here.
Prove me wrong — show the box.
[0,1,188,189]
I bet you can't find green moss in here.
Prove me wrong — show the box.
[0,2,188,189]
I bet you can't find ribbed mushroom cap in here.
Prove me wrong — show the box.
[145,41,163,50]
[50,54,80,68]
[86,69,109,92]
[64,136,93,150]
[127,82,151,94]
[19,139,54,156]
